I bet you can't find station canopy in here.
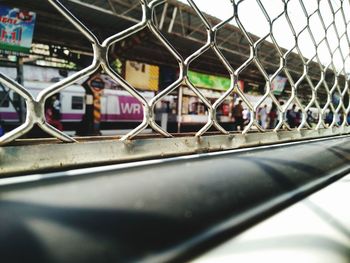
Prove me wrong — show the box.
[0,0,340,99]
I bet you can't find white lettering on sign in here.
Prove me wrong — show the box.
[0,17,18,25]
[134,104,141,114]
[121,103,142,114]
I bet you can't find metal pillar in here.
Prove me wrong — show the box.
[177,85,183,133]
[16,56,26,123]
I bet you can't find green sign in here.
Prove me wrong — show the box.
[188,70,231,91]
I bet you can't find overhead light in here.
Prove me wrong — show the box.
[248,82,259,87]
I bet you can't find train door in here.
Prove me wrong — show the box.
[100,95,107,122]
[0,89,22,123]
[0,89,12,122]
[104,90,120,122]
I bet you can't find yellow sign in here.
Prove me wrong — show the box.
[125,60,159,91]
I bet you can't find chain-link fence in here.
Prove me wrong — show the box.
[0,0,350,146]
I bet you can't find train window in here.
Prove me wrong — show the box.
[72,96,84,110]
[0,91,10,108]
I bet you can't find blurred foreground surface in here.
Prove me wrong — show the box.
[194,173,350,263]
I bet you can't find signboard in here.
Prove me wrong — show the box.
[102,95,144,121]
[188,70,244,92]
[271,75,287,95]
[84,73,120,90]
[125,60,159,91]
[88,75,105,92]
[83,73,106,126]
[0,6,36,54]
[117,95,143,120]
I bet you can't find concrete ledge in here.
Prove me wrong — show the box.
[1,127,350,175]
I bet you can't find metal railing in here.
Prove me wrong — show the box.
[1,0,350,146]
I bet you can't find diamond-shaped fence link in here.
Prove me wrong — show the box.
[0,0,350,146]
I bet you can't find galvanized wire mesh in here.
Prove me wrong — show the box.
[0,0,350,146]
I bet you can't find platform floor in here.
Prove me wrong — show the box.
[194,174,350,263]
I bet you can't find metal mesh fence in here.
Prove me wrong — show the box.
[0,0,350,146]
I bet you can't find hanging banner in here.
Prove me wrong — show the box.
[125,60,159,91]
[0,6,36,55]
[271,75,287,95]
[188,70,244,92]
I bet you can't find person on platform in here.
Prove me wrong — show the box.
[46,95,63,131]
[258,105,268,129]
[232,100,244,131]
[268,104,277,129]
[287,104,297,128]
[0,120,4,136]
[295,109,302,127]
[307,109,314,126]
[243,108,250,125]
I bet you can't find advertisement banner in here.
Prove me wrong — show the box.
[188,70,244,92]
[271,75,287,95]
[125,60,159,91]
[0,6,36,54]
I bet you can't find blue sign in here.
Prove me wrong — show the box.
[0,6,36,54]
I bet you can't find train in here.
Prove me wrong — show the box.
[0,80,164,132]
[1,80,338,136]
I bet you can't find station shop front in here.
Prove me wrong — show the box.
[175,70,245,132]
